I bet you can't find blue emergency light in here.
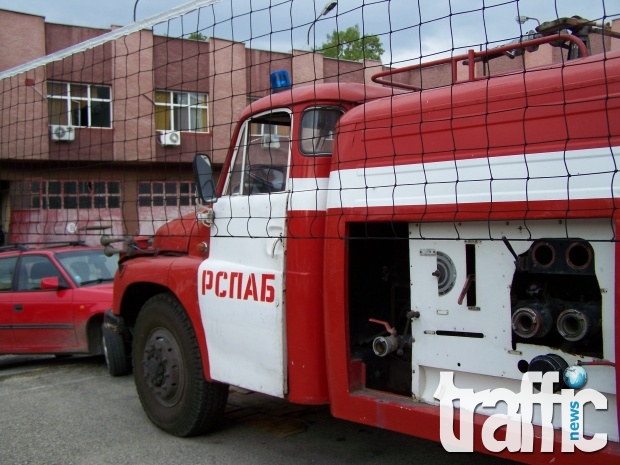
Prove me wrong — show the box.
[270,70,291,93]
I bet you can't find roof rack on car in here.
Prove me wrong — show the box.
[0,241,87,252]
[0,244,29,253]
[34,241,87,248]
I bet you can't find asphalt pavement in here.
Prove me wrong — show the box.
[0,355,517,465]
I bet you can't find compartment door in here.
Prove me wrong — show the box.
[409,223,516,403]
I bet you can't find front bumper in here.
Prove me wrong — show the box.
[103,308,126,335]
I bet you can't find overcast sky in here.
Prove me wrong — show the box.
[0,0,617,66]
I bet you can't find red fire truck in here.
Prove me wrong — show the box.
[103,29,620,463]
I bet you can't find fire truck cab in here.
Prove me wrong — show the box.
[104,33,620,463]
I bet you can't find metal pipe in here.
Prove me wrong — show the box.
[372,335,400,357]
[371,34,588,90]
[100,235,127,246]
[104,245,126,257]
[556,306,598,342]
[511,303,554,339]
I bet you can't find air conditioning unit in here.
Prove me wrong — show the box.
[50,125,75,142]
[158,130,181,146]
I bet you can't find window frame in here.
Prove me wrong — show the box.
[16,255,68,291]
[298,106,344,157]
[46,81,112,129]
[31,180,121,210]
[0,256,18,291]
[137,181,196,208]
[154,90,210,133]
[223,109,292,196]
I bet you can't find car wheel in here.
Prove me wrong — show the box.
[103,326,131,376]
[133,293,229,437]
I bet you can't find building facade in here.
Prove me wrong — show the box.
[0,8,617,245]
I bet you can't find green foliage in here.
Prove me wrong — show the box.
[188,32,207,41]
[318,25,384,61]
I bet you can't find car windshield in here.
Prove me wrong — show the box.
[56,249,118,286]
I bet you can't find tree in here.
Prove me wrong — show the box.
[318,25,384,61]
[188,32,207,41]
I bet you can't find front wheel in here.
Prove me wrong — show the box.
[133,293,229,437]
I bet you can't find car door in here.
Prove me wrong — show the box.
[12,254,78,351]
[0,255,18,351]
[198,110,291,398]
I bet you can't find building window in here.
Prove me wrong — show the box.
[47,82,112,128]
[154,91,209,132]
[138,181,195,207]
[31,181,121,209]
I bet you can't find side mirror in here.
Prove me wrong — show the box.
[40,277,61,290]
[193,153,218,204]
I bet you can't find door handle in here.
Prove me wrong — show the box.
[271,235,283,257]
[13,304,23,312]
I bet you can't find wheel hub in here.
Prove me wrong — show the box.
[142,328,183,406]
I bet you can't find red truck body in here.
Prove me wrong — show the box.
[105,39,620,463]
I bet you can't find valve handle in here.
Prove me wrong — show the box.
[369,318,397,336]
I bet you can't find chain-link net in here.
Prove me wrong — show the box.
[0,0,618,247]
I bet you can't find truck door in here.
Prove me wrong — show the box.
[198,110,291,397]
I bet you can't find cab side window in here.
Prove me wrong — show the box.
[224,111,291,195]
[299,108,343,156]
[0,257,17,291]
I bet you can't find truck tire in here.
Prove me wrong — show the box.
[133,292,229,437]
[103,325,131,376]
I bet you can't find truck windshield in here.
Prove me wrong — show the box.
[299,108,343,156]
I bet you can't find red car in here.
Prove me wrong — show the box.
[0,243,117,358]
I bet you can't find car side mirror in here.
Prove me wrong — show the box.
[40,276,61,290]
[193,153,218,204]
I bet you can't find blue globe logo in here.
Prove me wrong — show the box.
[563,365,587,389]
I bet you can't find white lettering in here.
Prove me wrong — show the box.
[434,371,608,453]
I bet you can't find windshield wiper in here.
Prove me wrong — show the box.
[79,277,114,286]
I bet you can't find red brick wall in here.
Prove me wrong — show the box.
[153,36,210,93]
[209,38,248,164]
[0,10,46,72]
[246,49,292,97]
[45,23,109,54]
[323,58,364,83]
